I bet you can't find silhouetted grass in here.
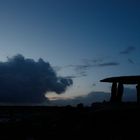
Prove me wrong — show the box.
[0,102,139,139]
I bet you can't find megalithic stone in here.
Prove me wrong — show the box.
[136,84,140,103]
[110,82,117,102]
[100,76,140,103]
[116,83,124,102]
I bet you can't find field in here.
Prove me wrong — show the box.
[0,103,139,140]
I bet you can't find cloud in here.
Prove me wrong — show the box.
[65,73,87,79]
[64,76,78,79]
[74,64,90,72]
[72,61,119,76]
[52,66,62,72]
[97,62,120,67]
[62,64,89,78]
[68,62,119,79]
[120,46,136,54]
[92,83,96,87]
[0,54,73,103]
[53,58,119,79]
[82,58,103,65]
[128,58,134,64]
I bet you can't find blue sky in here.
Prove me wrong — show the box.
[0,0,140,103]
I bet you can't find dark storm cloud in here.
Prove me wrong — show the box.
[120,46,136,54]
[0,54,73,103]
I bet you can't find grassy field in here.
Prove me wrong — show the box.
[0,103,139,139]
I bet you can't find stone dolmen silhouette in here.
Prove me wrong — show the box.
[100,76,140,103]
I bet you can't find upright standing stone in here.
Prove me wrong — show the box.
[136,84,140,103]
[100,76,140,103]
[116,83,124,102]
[110,82,117,102]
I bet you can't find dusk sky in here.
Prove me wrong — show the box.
[0,0,140,105]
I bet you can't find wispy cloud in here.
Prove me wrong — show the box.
[97,62,120,67]
[120,46,136,54]
[73,61,119,71]
[92,83,96,87]
[64,75,78,79]
[54,58,119,79]
[53,66,62,72]
[128,58,135,64]
[74,64,90,72]
[64,61,119,78]
[82,58,103,65]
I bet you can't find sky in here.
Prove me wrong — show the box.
[0,0,140,105]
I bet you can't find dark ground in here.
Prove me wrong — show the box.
[0,102,139,140]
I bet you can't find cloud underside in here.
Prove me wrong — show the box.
[0,54,73,103]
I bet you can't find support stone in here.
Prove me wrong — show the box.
[116,83,124,102]
[136,84,140,103]
[110,82,117,102]
[100,76,140,104]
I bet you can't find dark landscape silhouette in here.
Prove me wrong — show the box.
[0,103,139,139]
[0,76,139,139]
[0,0,140,139]
[0,53,139,140]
